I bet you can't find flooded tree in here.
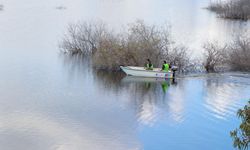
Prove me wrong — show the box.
[60,20,190,71]
[60,22,109,55]
[166,45,189,72]
[230,101,250,150]
[203,34,250,72]
[207,0,250,20]
[203,42,227,72]
[228,35,250,71]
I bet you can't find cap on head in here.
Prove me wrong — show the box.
[164,60,167,63]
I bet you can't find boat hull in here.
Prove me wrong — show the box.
[122,76,172,83]
[120,66,173,78]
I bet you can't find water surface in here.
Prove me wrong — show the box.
[0,0,250,150]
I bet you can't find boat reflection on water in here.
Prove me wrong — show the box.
[120,76,184,125]
[92,71,183,125]
[122,76,177,93]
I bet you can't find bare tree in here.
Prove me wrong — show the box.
[203,42,227,72]
[59,22,110,55]
[228,35,250,71]
[167,45,189,72]
[208,0,250,20]
[60,20,190,71]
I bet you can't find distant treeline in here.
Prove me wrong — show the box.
[208,0,250,20]
[60,20,250,73]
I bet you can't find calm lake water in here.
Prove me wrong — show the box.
[0,0,250,150]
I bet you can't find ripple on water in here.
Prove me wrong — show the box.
[203,74,249,121]
[0,111,142,150]
[132,82,186,126]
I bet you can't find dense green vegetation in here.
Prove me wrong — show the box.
[230,101,250,149]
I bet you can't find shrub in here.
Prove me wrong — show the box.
[208,0,250,20]
[203,42,227,72]
[61,20,190,71]
[228,36,250,71]
[203,34,250,72]
[167,45,189,72]
[92,20,174,70]
[60,22,110,55]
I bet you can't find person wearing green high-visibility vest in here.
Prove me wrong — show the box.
[162,60,169,72]
[145,59,153,70]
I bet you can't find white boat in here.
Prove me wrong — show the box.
[120,66,173,78]
[122,76,172,83]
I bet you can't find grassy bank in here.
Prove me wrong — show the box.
[207,0,250,20]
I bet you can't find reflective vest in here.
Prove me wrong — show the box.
[146,64,153,70]
[163,63,169,72]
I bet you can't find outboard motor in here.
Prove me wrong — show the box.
[171,66,178,78]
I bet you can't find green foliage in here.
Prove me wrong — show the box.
[230,101,250,150]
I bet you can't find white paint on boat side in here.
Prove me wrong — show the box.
[120,66,173,78]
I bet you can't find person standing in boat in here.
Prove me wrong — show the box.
[145,59,153,70]
[162,60,169,72]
